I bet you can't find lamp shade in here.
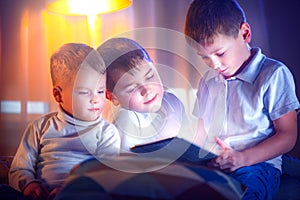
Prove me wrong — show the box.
[45,0,132,15]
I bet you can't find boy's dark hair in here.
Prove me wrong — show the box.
[184,0,246,46]
[50,43,105,87]
[97,37,152,92]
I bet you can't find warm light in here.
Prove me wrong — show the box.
[46,0,132,15]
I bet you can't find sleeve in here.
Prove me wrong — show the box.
[192,77,209,119]
[9,121,41,192]
[264,64,300,120]
[114,109,141,151]
[175,93,198,143]
[95,123,121,157]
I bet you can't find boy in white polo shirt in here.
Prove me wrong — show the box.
[185,0,299,199]
[98,37,191,152]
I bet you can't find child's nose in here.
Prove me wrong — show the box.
[140,85,151,96]
[90,94,100,104]
[210,57,221,69]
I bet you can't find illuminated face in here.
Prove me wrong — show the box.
[196,24,251,78]
[112,62,164,113]
[60,67,106,121]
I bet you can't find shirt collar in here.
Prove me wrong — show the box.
[235,47,265,84]
[210,47,265,84]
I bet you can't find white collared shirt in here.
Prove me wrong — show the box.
[115,92,190,151]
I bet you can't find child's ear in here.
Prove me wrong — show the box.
[53,86,63,103]
[106,90,120,106]
[240,22,251,43]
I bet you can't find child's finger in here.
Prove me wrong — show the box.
[214,136,231,150]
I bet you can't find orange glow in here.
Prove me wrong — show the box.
[20,9,29,119]
[20,10,29,71]
[87,15,102,47]
[46,0,132,15]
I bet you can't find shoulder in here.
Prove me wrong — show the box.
[254,56,297,98]
[163,91,184,107]
[20,112,59,140]
[262,57,288,71]
[251,47,290,77]
[100,118,119,132]
[29,111,58,128]
[162,91,185,115]
[259,58,299,118]
[245,48,294,85]
[260,57,294,83]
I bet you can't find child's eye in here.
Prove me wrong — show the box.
[216,52,225,57]
[146,73,154,80]
[98,90,105,94]
[78,91,89,95]
[126,87,136,94]
[201,56,209,60]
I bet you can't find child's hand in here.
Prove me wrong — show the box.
[208,137,246,172]
[48,187,60,200]
[23,182,49,200]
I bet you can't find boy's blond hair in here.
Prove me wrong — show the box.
[50,43,105,87]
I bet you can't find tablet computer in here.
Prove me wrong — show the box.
[130,137,216,165]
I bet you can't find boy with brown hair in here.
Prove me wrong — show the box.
[185,0,299,199]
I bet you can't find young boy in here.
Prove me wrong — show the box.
[97,37,191,152]
[184,0,299,199]
[8,43,120,200]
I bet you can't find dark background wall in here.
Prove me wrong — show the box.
[264,0,300,99]
[258,1,300,158]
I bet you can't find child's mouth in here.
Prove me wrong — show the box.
[144,94,157,104]
[89,108,100,112]
[218,68,227,73]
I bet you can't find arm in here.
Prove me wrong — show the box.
[9,121,50,199]
[212,110,298,172]
[9,122,40,191]
[23,182,49,200]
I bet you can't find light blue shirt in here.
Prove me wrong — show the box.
[193,48,300,171]
[9,107,120,191]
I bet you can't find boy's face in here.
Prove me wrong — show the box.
[195,23,251,78]
[112,62,164,113]
[60,67,106,121]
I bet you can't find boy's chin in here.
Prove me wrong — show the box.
[74,114,101,122]
[143,103,162,113]
[128,104,161,113]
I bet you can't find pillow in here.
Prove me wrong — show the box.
[55,155,245,200]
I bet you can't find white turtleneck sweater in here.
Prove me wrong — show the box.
[9,107,120,192]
